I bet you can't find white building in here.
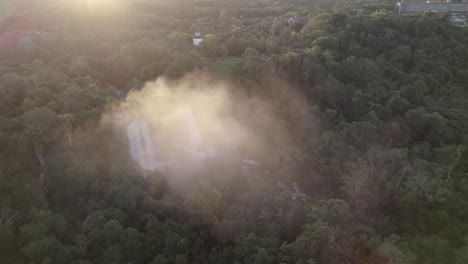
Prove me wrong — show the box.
[193,32,203,46]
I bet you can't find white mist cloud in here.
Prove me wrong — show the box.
[104,73,314,193]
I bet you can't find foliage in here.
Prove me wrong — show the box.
[0,0,467,263]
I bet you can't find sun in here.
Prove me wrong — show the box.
[87,0,110,10]
[86,0,122,14]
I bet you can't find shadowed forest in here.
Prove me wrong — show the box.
[1,0,468,263]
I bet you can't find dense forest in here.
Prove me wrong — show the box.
[1,0,468,263]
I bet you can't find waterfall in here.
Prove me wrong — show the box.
[125,107,215,172]
[127,118,161,171]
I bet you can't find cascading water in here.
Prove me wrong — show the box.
[125,107,215,173]
[127,118,161,171]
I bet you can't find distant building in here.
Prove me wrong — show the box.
[193,32,203,46]
[397,0,468,14]
[449,12,467,24]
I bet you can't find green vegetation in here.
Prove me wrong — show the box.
[0,0,468,263]
[209,57,242,76]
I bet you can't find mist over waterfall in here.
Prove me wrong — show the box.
[125,106,214,172]
[117,76,291,174]
[174,107,202,150]
[127,118,161,171]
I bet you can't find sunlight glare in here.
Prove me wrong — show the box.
[86,0,121,14]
